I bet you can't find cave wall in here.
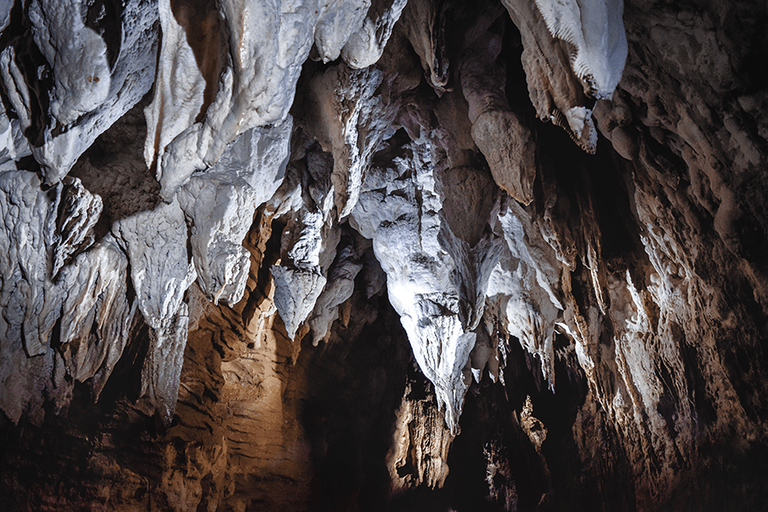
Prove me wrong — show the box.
[1,0,768,510]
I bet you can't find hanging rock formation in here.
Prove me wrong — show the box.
[1,0,768,510]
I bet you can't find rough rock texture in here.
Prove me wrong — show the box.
[2,0,768,510]
[6,0,159,183]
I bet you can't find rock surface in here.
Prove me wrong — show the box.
[1,0,768,510]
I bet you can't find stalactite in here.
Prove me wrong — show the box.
[1,0,767,510]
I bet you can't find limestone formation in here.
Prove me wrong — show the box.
[7,0,159,184]
[1,0,768,510]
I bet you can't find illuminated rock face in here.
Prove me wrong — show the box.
[1,0,768,510]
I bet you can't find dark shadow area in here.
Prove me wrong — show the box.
[0,1,54,146]
[447,376,549,512]
[85,0,123,70]
[0,316,161,512]
[300,278,412,512]
[69,92,162,241]
[499,334,637,512]
[170,0,226,124]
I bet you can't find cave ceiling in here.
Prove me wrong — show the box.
[1,0,768,510]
